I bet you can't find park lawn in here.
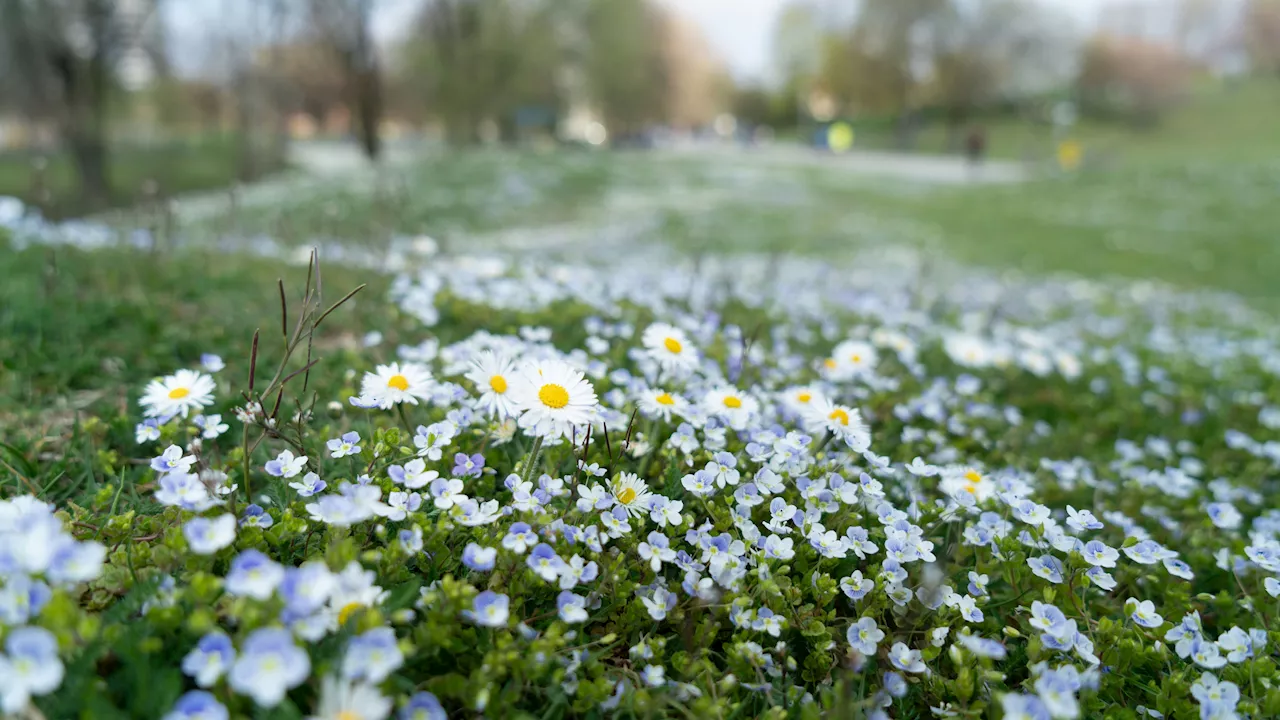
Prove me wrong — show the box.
[155,147,619,251]
[115,143,1280,310]
[0,134,286,219]
[860,77,1280,164]
[0,237,386,413]
[616,151,1279,310]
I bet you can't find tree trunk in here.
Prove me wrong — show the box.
[352,61,383,161]
[67,131,109,207]
[49,46,110,209]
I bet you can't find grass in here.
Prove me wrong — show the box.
[655,157,1280,308]
[5,141,1276,439]
[849,77,1280,165]
[91,141,1277,311]
[4,110,1280,717]
[0,134,286,219]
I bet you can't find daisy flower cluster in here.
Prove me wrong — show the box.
[5,246,1280,720]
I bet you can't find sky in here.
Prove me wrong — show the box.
[654,0,1112,83]
[165,0,1116,82]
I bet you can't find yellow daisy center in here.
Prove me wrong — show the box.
[723,396,742,409]
[828,408,850,425]
[664,337,683,354]
[656,393,675,406]
[168,387,190,399]
[797,392,812,403]
[337,711,362,720]
[851,353,863,363]
[387,374,410,391]
[538,383,570,409]
[823,358,837,369]
[963,470,983,493]
[617,487,637,504]
[489,375,508,394]
[338,601,363,626]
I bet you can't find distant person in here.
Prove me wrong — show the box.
[965,127,987,166]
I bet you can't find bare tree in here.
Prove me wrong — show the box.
[929,0,1070,148]
[0,0,156,207]
[309,0,384,160]
[1243,0,1280,74]
[402,0,562,144]
[853,0,951,147]
[582,0,669,138]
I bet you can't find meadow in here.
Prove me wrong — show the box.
[1,130,1279,720]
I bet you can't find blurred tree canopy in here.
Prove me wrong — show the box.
[391,0,709,144]
[0,0,159,206]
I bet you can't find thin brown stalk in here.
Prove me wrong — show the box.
[248,329,260,391]
[314,284,366,329]
[277,278,288,339]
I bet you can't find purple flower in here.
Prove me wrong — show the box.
[288,472,326,497]
[1002,693,1051,720]
[327,431,362,459]
[151,445,195,475]
[225,549,284,600]
[526,543,566,582]
[181,632,235,687]
[463,543,497,571]
[452,452,485,478]
[464,591,509,627]
[240,504,274,529]
[502,523,537,554]
[0,576,52,625]
[399,692,446,720]
[164,690,229,720]
[557,591,589,623]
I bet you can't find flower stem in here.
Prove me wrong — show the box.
[811,431,834,457]
[521,435,545,484]
[240,423,251,511]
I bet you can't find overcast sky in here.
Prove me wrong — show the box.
[165,0,1116,82]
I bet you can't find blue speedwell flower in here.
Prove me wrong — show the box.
[227,628,311,707]
[465,591,510,627]
[163,690,229,720]
[181,632,235,688]
[0,626,65,714]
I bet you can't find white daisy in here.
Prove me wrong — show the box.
[509,359,599,439]
[940,466,997,503]
[780,385,823,417]
[464,351,519,419]
[140,369,216,419]
[311,675,392,720]
[610,473,653,517]
[944,334,993,368]
[355,362,433,410]
[805,396,871,451]
[641,323,698,373]
[701,387,759,430]
[828,340,879,379]
[637,388,687,421]
[871,328,918,362]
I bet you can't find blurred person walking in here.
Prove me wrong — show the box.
[965,126,987,179]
